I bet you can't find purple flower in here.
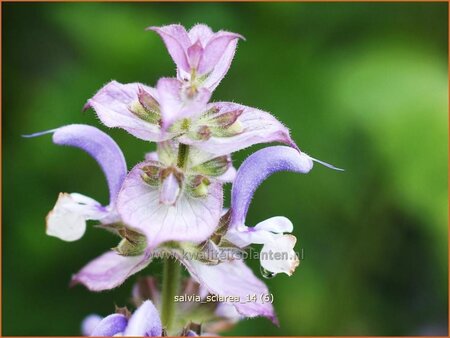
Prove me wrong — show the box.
[224,146,315,276]
[85,81,295,155]
[148,24,243,92]
[167,147,322,323]
[26,124,127,241]
[116,142,235,249]
[82,300,162,336]
[28,124,236,291]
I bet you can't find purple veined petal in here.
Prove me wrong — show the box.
[85,81,165,142]
[159,172,181,206]
[198,32,243,75]
[179,258,278,325]
[155,77,183,128]
[187,40,204,70]
[202,39,239,92]
[51,124,127,205]
[46,193,111,242]
[188,24,214,46]
[182,102,295,157]
[230,146,313,228]
[148,25,191,73]
[117,162,223,248]
[72,251,152,291]
[123,300,162,337]
[81,314,103,336]
[90,314,128,337]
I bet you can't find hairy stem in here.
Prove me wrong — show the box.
[177,143,189,169]
[161,257,181,333]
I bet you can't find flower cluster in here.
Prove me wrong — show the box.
[30,24,340,336]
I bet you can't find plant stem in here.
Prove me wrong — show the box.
[161,257,181,333]
[177,143,189,169]
[161,144,187,333]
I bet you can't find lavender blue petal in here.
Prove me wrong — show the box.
[230,146,313,227]
[124,300,162,336]
[81,314,102,336]
[52,124,127,204]
[90,314,128,337]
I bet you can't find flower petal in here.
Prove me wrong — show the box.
[157,77,211,128]
[216,165,236,183]
[198,32,242,75]
[124,300,162,337]
[72,251,152,291]
[81,314,103,336]
[46,193,108,242]
[85,81,164,142]
[90,314,128,337]
[230,146,313,227]
[182,102,295,156]
[188,24,214,45]
[179,258,277,324]
[52,124,127,204]
[260,234,299,276]
[215,302,241,322]
[187,40,204,70]
[159,172,181,206]
[187,25,243,91]
[254,216,293,233]
[202,39,239,91]
[224,216,293,248]
[148,25,191,72]
[117,163,223,248]
[144,151,159,162]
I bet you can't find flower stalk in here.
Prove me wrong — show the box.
[160,257,181,333]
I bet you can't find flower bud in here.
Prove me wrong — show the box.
[138,87,160,113]
[198,107,244,137]
[112,227,147,256]
[188,125,211,141]
[191,155,230,177]
[168,118,191,135]
[159,172,181,205]
[209,109,243,128]
[128,88,161,124]
[141,163,160,186]
[211,120,244,137]
[188,175,210,198]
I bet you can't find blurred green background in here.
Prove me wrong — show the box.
[2,2,448,336]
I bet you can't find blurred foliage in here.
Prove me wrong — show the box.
[2,2,448,336]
